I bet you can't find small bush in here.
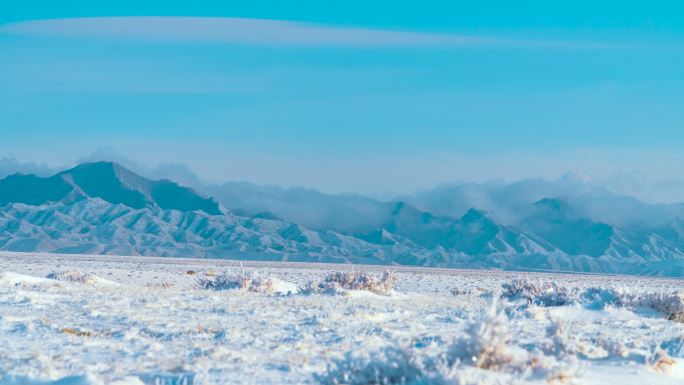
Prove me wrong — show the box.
[501,279,575,307]
[197,272,278,294]
[545,319,579,359]
[501,279,684,323]
[582,287,684,322]
[315,347,424,385]
[303,268,397,296]
[47,270,98,285]
[197,273,249,291]
[247,275,276,293]
[634,292,684,322]
[448,303,514,371]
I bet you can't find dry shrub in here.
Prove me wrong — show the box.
[316,301,581,385]
[583,287,684,323]
[648,348,676,373]
[545,368,578,384]
[636,292,684,322]
[248,275,276,293]
[501,279,575,307]
[545,319,579,359]
[448,304,514,371]
[197,272,276,294]
[47,271,98,285]
[450,288,470,296]
[62,327,93,337]
[315,347,424,385]
[502,279,684,323]
[304,268,397,296]
[198,273,249,291]
[602,339,629,359]
[146,282,174,289]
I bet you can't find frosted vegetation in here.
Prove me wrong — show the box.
[301,268,397,296]
[0,253,682,384]
[197,269,298,295]
[502,278,684,321]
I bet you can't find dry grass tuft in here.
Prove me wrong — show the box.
[545,368,579,384]
[648,348,676,373]
[146,282,174,289]
[61,327,93,337]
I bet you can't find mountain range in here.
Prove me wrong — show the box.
[2,162,684,276]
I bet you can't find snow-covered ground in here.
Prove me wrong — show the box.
[0,252,682,385]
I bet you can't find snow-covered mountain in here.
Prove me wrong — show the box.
[0,198,414,264]
[0,162,222,214]
[2,162,684,276]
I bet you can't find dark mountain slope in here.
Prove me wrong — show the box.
[0,162,222,214]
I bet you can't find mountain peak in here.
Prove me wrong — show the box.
[0,162,222,214]
[461,208,489,222]
[65,161,126,176]
[73,160,118,168]
[64,161,148,184]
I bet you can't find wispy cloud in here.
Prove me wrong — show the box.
[0,16,499,47]
[0,157,56,178]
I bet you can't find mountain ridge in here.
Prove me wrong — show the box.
[2,162,684,276]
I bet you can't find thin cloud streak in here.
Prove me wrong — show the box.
[0,16,500,47]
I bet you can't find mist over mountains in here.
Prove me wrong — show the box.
[201,171,684,230]
[2,161,684,276]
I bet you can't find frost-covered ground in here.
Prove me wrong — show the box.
[0,252,683,385]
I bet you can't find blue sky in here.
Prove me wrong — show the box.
[1,1,683,195]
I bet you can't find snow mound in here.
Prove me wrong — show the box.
[0,271,57,287]
[46,271,119,287]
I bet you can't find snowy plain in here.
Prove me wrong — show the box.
[0,251,682,385]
